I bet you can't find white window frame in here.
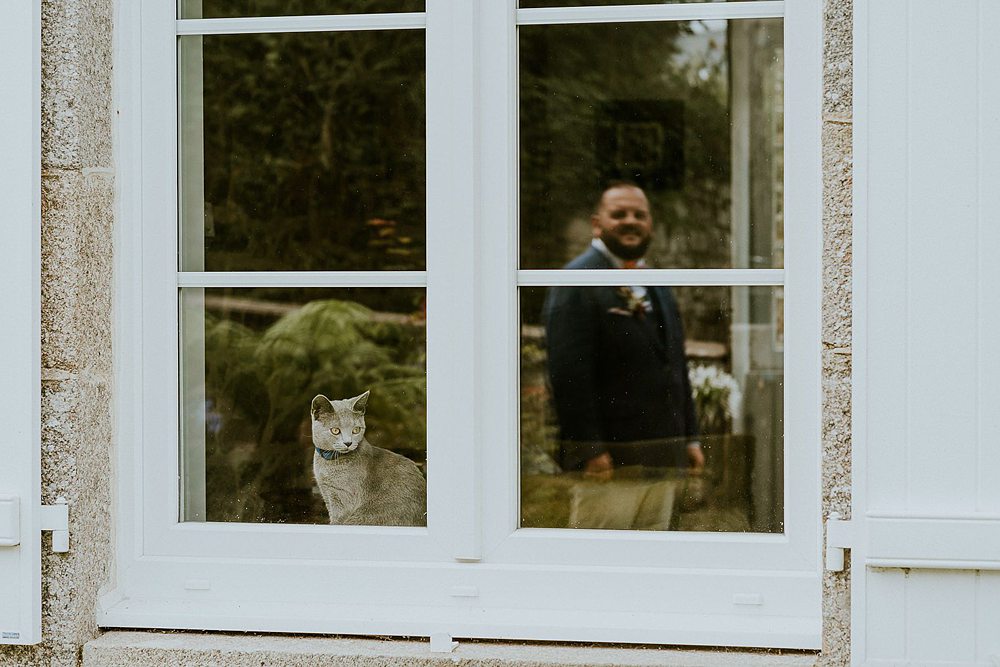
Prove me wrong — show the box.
[0,0,42,646]
[107,0,823,648]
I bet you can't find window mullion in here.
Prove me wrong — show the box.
[424,0,481,562]
[517,268,786,287]
[175,13,426,36]
[515,1,784,26]
[175,271,428,288]
[477,0,521,556]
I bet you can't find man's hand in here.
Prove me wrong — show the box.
[583,451,614,481]
[687,442,705,473]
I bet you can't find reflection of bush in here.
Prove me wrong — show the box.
[204,299,426,523]
[200,27,426,273]
[519,338,561,475]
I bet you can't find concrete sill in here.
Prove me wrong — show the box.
[84,631,818,667]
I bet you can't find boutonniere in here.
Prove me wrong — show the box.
[613,286,651,319]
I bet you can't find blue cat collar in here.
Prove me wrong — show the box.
[315,447,341,461]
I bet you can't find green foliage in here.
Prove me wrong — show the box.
[204,318,265,402]
[193,28,426,272]
[202,299,425,523]
[519,338,561,474]
[254,300,425,446]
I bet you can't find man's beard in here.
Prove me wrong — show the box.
[601,231,651,261]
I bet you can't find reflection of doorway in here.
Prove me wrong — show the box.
[595,99,685,192]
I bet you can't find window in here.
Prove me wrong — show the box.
[109,0,822,647]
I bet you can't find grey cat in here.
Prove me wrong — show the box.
[310,390,427,526]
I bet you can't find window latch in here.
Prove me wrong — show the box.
[825,511,852,572]
[0,495,68,553]
[40,496,69,553]
[0,495,20,547]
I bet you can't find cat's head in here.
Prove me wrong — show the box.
[310,390,370,455]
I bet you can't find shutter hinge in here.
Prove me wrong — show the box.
[39,496,69,553]
[825,511,852,572]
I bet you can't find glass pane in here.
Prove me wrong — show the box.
[180,287,427,526]
[520,285,783,533]
[179,31,426,271]
[519,19,783,269]
[181,1,424,19]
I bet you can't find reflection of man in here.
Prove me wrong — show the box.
[543,181,704,478]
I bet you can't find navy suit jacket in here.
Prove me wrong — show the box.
[542,247,699,471]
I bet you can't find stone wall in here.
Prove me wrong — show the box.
[820,0,853,665]
[0,0,854,664]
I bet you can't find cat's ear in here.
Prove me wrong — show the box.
[311,394,334,418]
[351,390,370,415]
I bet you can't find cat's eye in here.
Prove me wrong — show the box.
[330,428,341,435]
[352,427,361,434]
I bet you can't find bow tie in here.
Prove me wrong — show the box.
[622,260,639,269]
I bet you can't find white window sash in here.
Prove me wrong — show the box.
[0,0,42,647]
[108,0,824,649]
[476,0,821,585]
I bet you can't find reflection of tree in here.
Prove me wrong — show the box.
[519,21,731,272]
[199,27,425,271]
[519,21,734,339]
[203,299,426,523]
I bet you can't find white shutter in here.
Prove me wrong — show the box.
[853,1,1000,664]
[0,0,42,647]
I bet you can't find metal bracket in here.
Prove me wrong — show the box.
[825,511,853,572]
[429,633,458,653]
[39,496,69,553]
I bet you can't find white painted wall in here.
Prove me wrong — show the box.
[854,0,1000,664]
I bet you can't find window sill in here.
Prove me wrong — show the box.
[84,631,818,667]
